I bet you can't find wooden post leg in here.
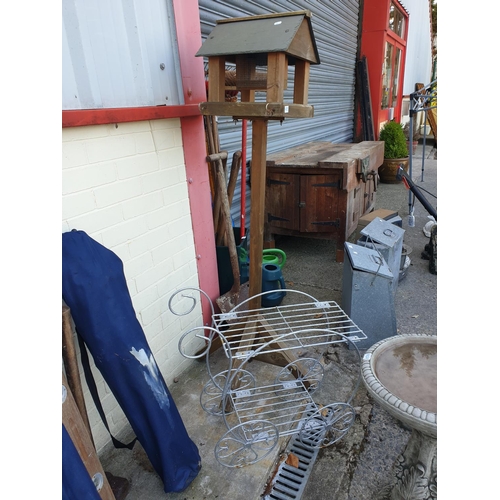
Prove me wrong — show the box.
[63,372,116,500]
[62,305,94,446]
[62,306,131,500]
[248,119,268,310]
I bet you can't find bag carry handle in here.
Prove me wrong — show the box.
[77,332,137,450]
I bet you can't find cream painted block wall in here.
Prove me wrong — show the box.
[62,118,206,453]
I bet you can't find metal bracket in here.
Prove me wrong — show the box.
[311,219,340,227]
[359,156,371,183]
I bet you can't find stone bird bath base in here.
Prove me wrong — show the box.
[362,334,437,500]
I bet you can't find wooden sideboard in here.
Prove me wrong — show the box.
[265,141,384,262]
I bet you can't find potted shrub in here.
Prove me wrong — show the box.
[378,120,409,184]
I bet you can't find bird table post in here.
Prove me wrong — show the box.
[196,10,320,311]
[247,118,268,309]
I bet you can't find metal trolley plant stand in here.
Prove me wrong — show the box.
[169,289,367,468]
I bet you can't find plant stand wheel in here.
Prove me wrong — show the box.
[274,357,325,396]
[215,420,279,468]
[200,369,255,415]
[299,402,356,448]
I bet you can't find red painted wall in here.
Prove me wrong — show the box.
[173,0,219,325]
[359,0,409,138]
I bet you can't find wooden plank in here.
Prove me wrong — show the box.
[266,142,347,167]
[252,317,316,388]
[318,142,383,163]
[240,89,255,102]
[300,174,341,233]
[248,119,268,310]
[288,18,319,64]
[318,142,384,191]
[209,150,228,237]
[266,172,301,232]
[293,59,310,105]
[230,314,311,385]
[211,153,240,294]
[344,160,359,192]
[266,52,287,102]
[208,57,226,102]
[199,101,314,119]
[230,311,302,391]
[62,305,93,447]
[345,186,364,239]
[63,372,116,500]
[233,317,262,358]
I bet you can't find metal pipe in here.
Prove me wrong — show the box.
[421,110,427,181]
[397,166,437,221]
[408,105,415,216]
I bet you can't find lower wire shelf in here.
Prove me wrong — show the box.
[215,375,357,468]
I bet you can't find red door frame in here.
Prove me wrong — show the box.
[379,33,407,125]
[359,0,409,138]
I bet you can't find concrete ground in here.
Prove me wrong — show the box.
[100,142,437,499]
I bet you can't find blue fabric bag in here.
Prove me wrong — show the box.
[62,230,201,493]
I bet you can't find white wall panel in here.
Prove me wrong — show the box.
[62,0,183,109]
[401,0,433,94]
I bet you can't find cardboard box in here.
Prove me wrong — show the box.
[349,209,400,243]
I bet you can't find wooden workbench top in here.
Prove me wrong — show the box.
[266,141,383,170]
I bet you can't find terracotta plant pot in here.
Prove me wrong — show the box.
[378,157,409,184]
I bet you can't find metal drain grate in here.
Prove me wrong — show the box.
[263,409,321,500]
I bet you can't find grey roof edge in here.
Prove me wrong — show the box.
[215,10,313,25]
[197,10,320,65]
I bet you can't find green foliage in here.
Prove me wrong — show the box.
[379,121,408,159]
[431,0,437,36]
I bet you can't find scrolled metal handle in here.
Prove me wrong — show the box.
[168,287,215,319]
[178,326,219,359]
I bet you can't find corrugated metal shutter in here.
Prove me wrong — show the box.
[197,0,360,227]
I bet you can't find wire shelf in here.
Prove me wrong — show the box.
[229,379,319,437]
[214,300,366,360]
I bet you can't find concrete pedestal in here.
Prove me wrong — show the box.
[361,334,437,500]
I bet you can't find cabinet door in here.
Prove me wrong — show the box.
[266,173,300,231]
[300,174,341,233]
